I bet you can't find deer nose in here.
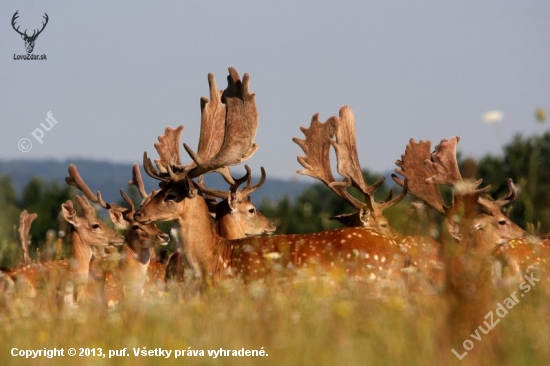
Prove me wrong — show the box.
[158,233,170,244]
[266,221,276,233]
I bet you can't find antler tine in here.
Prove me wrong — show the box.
[240,166,267,197]
[230,165,253,190]
[194,175,227,200]
[184,67,259,182]
[18,210,38,264]
[194,166,252,200]
[65,164,109,209]
[119,189,135,212]
[143,151,170,182]
[393,138,447,215]
[377,181,408,212]
[130,163,148,199]
[477,178,516,215]
[74,195,96,217]
[294,111,364,210]
[497,178,518,206]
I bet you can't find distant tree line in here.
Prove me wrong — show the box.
[0,177,71,267]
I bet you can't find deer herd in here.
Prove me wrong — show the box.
[2,67,548,309]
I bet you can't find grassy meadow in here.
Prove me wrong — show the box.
[0,247,549,366]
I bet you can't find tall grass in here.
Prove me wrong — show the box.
[0,263,549,366]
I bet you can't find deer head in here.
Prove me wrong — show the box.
[66,163,170,251]
[12,11,49,54]
[195,165,276,238]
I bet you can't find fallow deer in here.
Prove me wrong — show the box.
[3,197,124,306]
[196,165,276,239]
[391,136,529,291]
[165,165,276,288]
[294,106,442,288]
[491,238,550,286]
[65,164,170,304]
[134,68,410,291]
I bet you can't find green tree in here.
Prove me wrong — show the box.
[475,131,550,233]
[20,177,71,254]
[0,176,22,268]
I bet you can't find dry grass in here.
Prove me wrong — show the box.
[0,264,549,366]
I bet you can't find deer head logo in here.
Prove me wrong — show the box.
[12,11,49,54]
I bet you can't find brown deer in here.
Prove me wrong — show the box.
[4,196,125,305]
[133,68,410,291]
[65,164,170,304]
[294,106,443,288]
[196,165,276,239]
[165,165,276,288]
[491,238,550,286]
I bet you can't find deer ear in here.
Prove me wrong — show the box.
[228,192,239,213]
[446,218,462,241]
[109,209,129,230]
[21,34,26,40]
[61,203,78,226]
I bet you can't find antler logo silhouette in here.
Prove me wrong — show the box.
[12,11,49,54]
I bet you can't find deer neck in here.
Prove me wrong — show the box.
[178,195,222,277]
[69,229,93,280]
[119,243,150,296]
[217,213,246,240]
[120,243,151,271]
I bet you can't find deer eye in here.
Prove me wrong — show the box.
[165,192,177,201]
[498,219,507,226]
[248,207,256,214]
[92,223,101,230]
[132,225,141,231]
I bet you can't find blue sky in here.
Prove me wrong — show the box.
[1,1,548,182]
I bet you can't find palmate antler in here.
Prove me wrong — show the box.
[294,106,406,232]
[392,136,494,215]
[144,67,259,185]
[393,138,447,215]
